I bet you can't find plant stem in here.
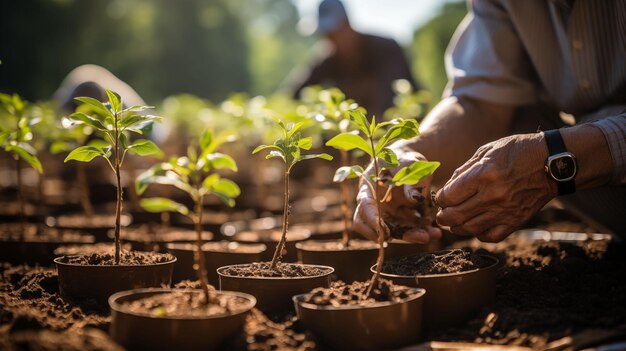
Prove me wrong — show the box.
[366,137,386,297]
[77,162,94,217]
[113,117,122,265]
[340,150,351,247]
[194,193,211,304]
[16,158,25,238]
[270,170,289,270]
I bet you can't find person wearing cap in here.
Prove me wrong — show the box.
[353,0,626,243]
[284,0,417,118]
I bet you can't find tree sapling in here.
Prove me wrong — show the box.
[252,120,333,270]
[326,111,439,295]
[64,89,162,264]
[135,129,240,303]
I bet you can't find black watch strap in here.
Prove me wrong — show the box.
[544,129,576,195]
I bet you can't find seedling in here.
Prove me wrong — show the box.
[135,129,240,303]
[253,120,333,270]
[0,93,43,235]
[64,89,162,264]
[326,111,439,295]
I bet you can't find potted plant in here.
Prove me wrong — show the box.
[293,111,439,350]
[109,129,256,351]
[0,93,93,265]
[217,120,334,313]
[135,128,266,285]
[295,88,379,282]
[54,89,176,303]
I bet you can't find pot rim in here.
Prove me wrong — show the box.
[217,263,334,280]
[293,286,426,311]
[166,241,267,254]
[371,253,499,279]
[109,288,256,320]
[295,239,379,252]
[54,253,177,268]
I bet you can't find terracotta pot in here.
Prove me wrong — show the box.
[372,252,498,330]
[167,241,266,285]
[109,288,255,351]
[217,263,333,313]
[231,228,310,262]
[296,239,378,282]
[384,238,441,259]
[55,254,176,303]
[293,287,426,350]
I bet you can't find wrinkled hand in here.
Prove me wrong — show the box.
[434,133,557,242]
[353,151,442,243]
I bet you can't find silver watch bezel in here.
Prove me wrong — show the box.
[545,152,578,182]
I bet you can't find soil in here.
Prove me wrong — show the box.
[120,290,251,317]
[301,279,419,307]
[297,239,378,251]
[382,249,490,276]
[0,223,92,243]
[219,262,332,278]
[53,243,132,256]
[56,250,174,266]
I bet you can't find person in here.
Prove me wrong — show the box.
[284,0,417,117]
[353,0,626,243]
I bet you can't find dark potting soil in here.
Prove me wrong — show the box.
[298,239,378,252]
[53,243,132,257]
[301,279,420,307]
[120,290,251,317]
[0,223,92,243]
[57,250,174,266]
[219,262,331,278]
[2,328,123,351]
[382,249,490,276]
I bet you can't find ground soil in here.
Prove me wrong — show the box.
[120,290,251,317]
[56,250,174,266]
[297,239,378,251]
[382,249,490,276]
[54,243,132,256]
[301,279,419,307]
[0,223,92,243]
[219,262,332,278]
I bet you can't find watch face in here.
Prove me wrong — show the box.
[548,154,577,181]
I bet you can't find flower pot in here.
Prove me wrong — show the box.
[231,228,310,262]
[293,286,426,350]
[296,239,378,282]
[371,250,498,330]
[49,213,132,242]
[109,288,256,351]
[117,225,213,253]
[54,251,176,303]
[384,238,441,259]
[291,219,345,241]
[217,263,333,314]
[166,241,266,285]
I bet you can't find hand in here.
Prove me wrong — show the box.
[434,133,557,242]
[353,151,442,243]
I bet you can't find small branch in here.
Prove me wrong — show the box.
[366,137,386,298]
[113,113,122,265]
[270,170,290,270]
[194,193,211,304]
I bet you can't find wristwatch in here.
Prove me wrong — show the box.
[543,129,577,195]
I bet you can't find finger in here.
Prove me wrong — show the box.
[401,225,442,243]
[436,190,494,227]
[446,211,494,236]
[450,145,488,180]
[435,165,479,208]
[476,224,511,243]
[352,198,379,241]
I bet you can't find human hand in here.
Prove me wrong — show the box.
[434,133,557,242]
[353,151,442,243]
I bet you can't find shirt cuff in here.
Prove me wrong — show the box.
[591,115,626,184]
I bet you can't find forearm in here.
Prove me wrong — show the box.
[395,96,515,186]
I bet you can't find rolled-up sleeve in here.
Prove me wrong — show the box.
[592,115,626,184]
[443,0,538,105]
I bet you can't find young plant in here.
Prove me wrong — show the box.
[64,89,162,264]
[0,93,43,235]
[326,111,440,295]
[135,129,240,303]
[253,120,333,270]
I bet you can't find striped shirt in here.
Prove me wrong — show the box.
[445,0,626,184]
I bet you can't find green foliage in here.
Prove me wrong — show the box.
[252,120,333,172]
[383,79,433,121]
[0,93,43,173]
[63,89,162,168]
[136,129,240,219]
[299,87,365,134]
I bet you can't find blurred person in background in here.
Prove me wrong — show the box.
[284,0,418,117]
[354,0,626,243]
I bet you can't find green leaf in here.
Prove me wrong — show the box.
[9,144,42,173]
[64,145,107,163]
[297,153,333,162]
[391,161,440,186]
[140,198,189,216]
[287,122,305,139]
[119,132,129,149]
[348,110,371,137]
[69,112,106,131]
[50,140,73,154]
[333,165,364,182]
[378,148,399,167]
[212,178,241,198]
[0,131,10,146]
[126,139,162,157]
[200,129,212,150]
[74,97,111,117]
[105,89,122,113]
[297,137,312,150]
[326,133,372,156]
[375,119,419,154]
[252,144,282,155]
[203,153,238,172]
[266,150,286,161]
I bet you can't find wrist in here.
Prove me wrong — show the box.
[559,124,613,189]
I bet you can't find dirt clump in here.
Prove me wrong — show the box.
[382,249,489,276]
[120,290,251,317]
[302,279,419,307]
[219,262,331,278]
[56,250,174,265]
